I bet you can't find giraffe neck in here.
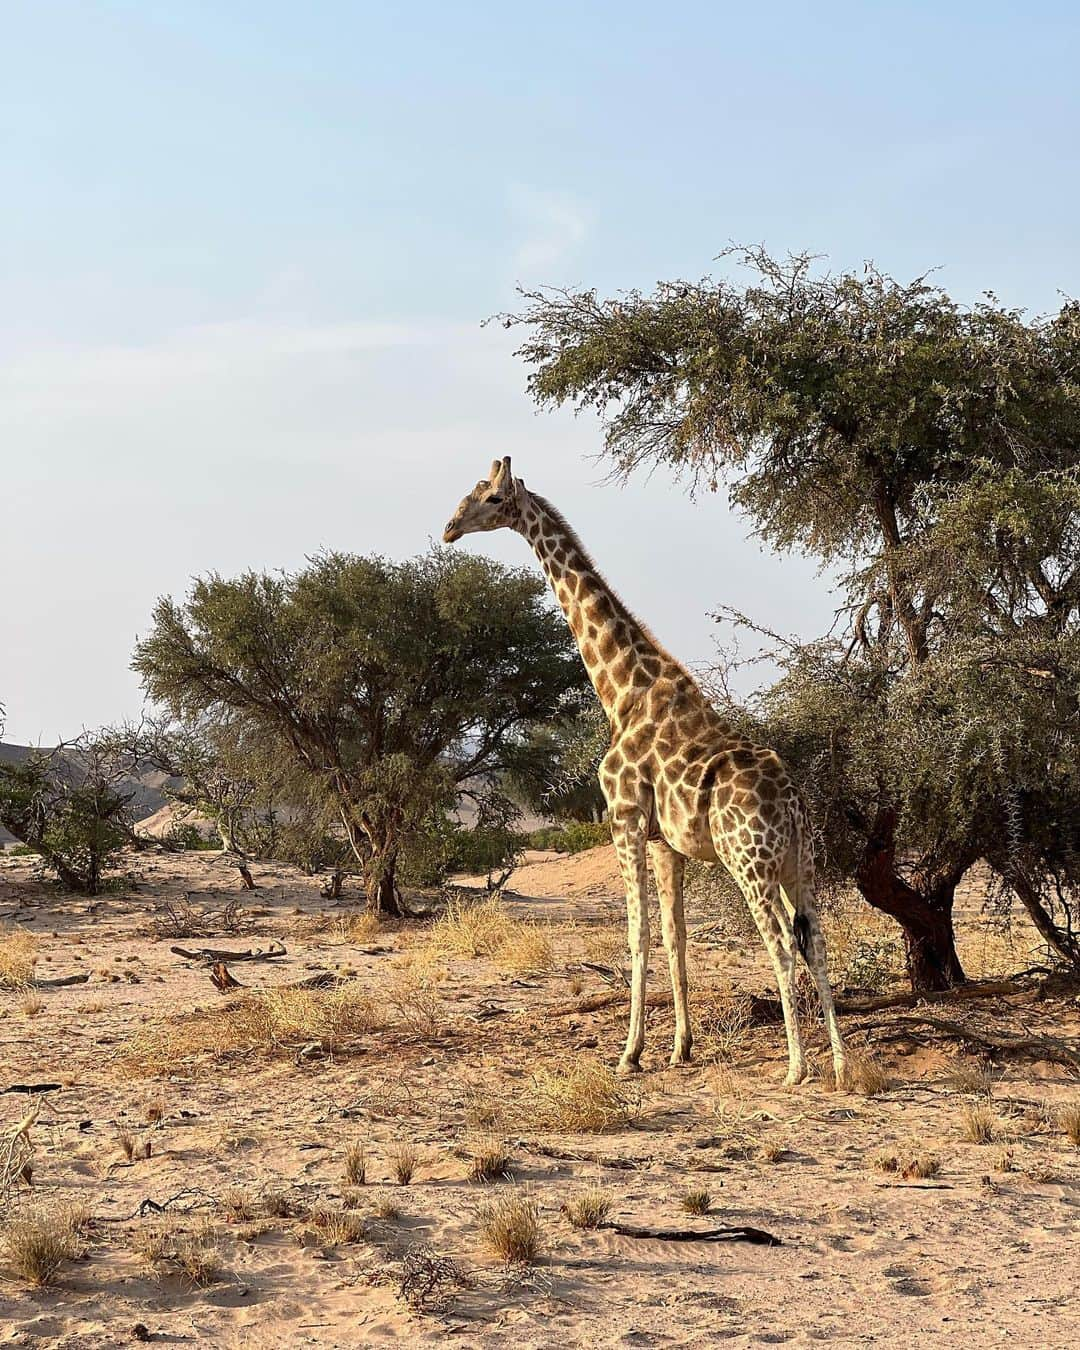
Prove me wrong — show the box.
[515,492,665,721]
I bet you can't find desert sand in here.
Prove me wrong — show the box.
[0,845,1078,1348]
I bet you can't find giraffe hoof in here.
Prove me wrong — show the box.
[616,1057,643,1077]
[783,1067,810,1088]
[669,1050,693,1068]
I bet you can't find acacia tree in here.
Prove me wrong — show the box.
[507,250,1080,989]
[133,549,587,915]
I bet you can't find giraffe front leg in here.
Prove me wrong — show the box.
[612,819,650,1075]
[649,840,692,1066]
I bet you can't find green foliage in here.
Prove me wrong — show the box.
[525,820,610,854]
[510,249,1080,984]
[502,696,608,823]
[133,549,587,913]
[0,733,136,894]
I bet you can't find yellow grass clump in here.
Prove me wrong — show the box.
[123,981,381,1072]
[427,897,553,974]
[477,1191,543,1263]
[1057,1103,1080,1147]
[960,1102,996,1144]
[679,1187,711,1215]
[530,1058,636,1133]
[0,927,38,990]
[562,1187,612,1230]
[2,1204,88,1287]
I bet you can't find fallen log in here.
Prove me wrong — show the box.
[547,978,1033,1022]
[597,1220,780,1246]
[170,941,287,964]
[860,1014,1080,1072]
[2,1083,63,1095]
[33,973,91,989]
[206,965,342,994]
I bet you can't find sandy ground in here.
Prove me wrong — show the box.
[0,846,1078,1349]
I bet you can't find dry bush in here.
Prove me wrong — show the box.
[1058,1103,1080,1147]
[390,1143,418,1185]
[695,983,754,1065]
[148,896,252,940]
[578,921,627,970]
[20,992,44,1017]
[388,969,442,1035]
[961,1103,996,1144]
[477,1192,542,1263]
[307,1205,367,1246]
[397,1242,476,1312]
[871,1150,900,1173]
[344,1142,367,1186]
[759,1141,787,1163]
[428,897,553,974]
[993,1148,1016,1173]
[123,981,381,1072]
[562,1187,612,1230]
[1,1204,86,1287]
[0,927,38,990]
[467,1136,512,1183]
[530,1059,635,1133]
[679,1187,711,1215]
[130,1219,173,1268]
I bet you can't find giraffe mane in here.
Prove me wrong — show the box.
[529,492,699,687]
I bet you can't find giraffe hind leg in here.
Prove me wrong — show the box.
[649,839,691,1066]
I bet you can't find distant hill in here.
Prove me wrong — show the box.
[0,742,177,844]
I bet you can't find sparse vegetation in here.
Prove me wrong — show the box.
[961,1103,996,1144]
[427,896,553,973]
[467,1136,512,1183]
[344,1142,368,1186]
[530,1058,635,1133]
[562,1187,612,1230]
[0,928,38,990]
[1058,1103,1080,1147]
[307,1205,367,1246]
[679,1187,711,1215]
[390,1142,419,1185]
[478,1191,543,1263]
[371,1191,403,1220]
[1,1204,86,1286]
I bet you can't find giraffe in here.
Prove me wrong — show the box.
[443,457,848,1086]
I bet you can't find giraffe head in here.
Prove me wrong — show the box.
[442,457,524,543]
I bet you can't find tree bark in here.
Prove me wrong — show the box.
[855,808,967,993]
[996,862,1080,969]
[364,850,402,918]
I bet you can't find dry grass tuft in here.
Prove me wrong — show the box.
[759,1141,787,1163]
[679,1187,712,1215]
[961,1102,996,1144]
[344,1141,368,1186]
[428,897,553,974]
[477,1191,543,1263]
[220,1187,257,1222]
[390,1142,419,1185]
[19,992,44,1017]
[331,911,382,945]
[464,1084,504,1131]
[1058,1103,1080,1147]
[371,1190,403,1220]
[123,980,381,1072]
[870,1149,940,1179]
[467,1136,512,1184]
[949,1059,995,1095]
[131,1218,222,1287]
[262,1189,305,1219]
[562,1187,612,1230]
[1,1205,86,1287]
[0,927,38,990]
[307,1205,367,1246]
[530,1059,635,1133]
[844,1053,891,1097]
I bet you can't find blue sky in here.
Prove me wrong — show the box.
[3,1,1079,741]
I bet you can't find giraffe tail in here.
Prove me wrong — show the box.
[792,909,812,962]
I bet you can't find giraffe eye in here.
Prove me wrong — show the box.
[488,494,502,504]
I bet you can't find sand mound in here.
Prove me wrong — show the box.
[135,800,217,841]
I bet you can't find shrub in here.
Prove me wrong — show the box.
[526,821,610,854]
[0,927,38,990]
[477,1192,542,1263]
[562,1188,612,1230]
[530,1059,634,1133]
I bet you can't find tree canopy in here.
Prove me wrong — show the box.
[508,250,1080,987]
[133,548,588,913]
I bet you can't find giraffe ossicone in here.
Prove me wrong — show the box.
[443,456,849,1086]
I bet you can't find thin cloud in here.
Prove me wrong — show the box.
[507,184,590,275]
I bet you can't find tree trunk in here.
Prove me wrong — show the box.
[855,808,967,993]
[364,850,402,918]
[997,862,1080,969]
